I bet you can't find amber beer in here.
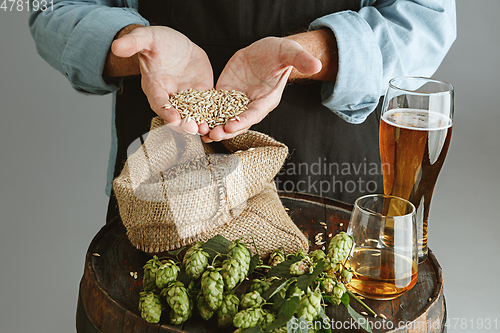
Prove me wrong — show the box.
[380,109,452,261]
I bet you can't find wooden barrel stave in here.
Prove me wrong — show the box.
[78,192,446,333]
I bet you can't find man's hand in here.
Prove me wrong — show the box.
[107,26,213,134]
[205,37,322,142]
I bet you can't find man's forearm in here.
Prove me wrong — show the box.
[103,24,144,77]
[285,29,338,82]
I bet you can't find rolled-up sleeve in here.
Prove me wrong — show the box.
[310,0,456,124]
[29,0,149,95]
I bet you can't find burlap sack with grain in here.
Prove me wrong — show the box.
[113,117,308,255]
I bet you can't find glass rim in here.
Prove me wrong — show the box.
[389,76,454,96]
[354,194,416,219]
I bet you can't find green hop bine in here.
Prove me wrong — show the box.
[268,248,286,267]
[183,242,210,281]
[240,290,264,309]
[227,240,251,280]
[327,231,354,265]
[233,307,264,329]
[142,256,163,292]
[196,292,215,321]
[221,257,241,290]
[260,309,275,331]
[296,290,322,322]
[217,293,240,328]
[248,278,271,295]
[289,257,313,276]
[138,290,162,324]
[155,259,180,289]
[201,267,224,311]
[160,281,190,316]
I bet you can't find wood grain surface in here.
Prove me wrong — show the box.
[78,192,446,333]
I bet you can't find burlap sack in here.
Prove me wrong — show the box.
[113,117,308,254]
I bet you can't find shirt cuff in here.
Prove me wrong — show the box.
[61,7,149,95]
[309,11,383,124]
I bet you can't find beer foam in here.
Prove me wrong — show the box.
[382,109,452,131]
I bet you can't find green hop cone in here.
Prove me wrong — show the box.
[268,248,286,267]
[309,249,326,264]
[160,281,190,316]
[217,293,240,327]
[138,290,162,324]
[341,268,353,283]
[142,256,162,291]
[228,240,251,280]
[169,295,193,326]
[233,307,264,329]
[201,267,224,311]
[289,257,313,276]
[332,280,347,300]
[260,309,275,331]
[156,259,180,289]
[322,277,336,294]
[240,290,264,309]
[183,242,210,280]
[221,257,241,290]
[196,292,215,320]
[327,232,354,265]
[286,282,305,299]
[248,278,271,295]
[271,327,288,333]
[296,290,322,322]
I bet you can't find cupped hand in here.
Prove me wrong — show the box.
[205,37,322,142]
[111,26,213,135]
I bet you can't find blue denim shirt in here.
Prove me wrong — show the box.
[29,0,457,195]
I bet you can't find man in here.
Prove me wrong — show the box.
[30,0,456,210]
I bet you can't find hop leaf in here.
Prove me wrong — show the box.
[138,290,162,324]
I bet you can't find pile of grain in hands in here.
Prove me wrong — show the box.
[169,89,250,129]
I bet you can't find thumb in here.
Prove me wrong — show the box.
[111,26,154,58]
[281,40,322,75]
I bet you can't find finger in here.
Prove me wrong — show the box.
[179,116,199,135]
[281,40,322,75]
[198,121,210,135]
[111,27,153,58]
[208,126,248,142]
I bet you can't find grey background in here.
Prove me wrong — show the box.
[1,1,499,332]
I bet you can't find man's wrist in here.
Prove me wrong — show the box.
[103,24,144,77]
[285,29,338,82]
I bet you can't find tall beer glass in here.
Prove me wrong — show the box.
[379,77,453,263]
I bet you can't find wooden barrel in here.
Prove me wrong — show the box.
[76,192,446,333]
